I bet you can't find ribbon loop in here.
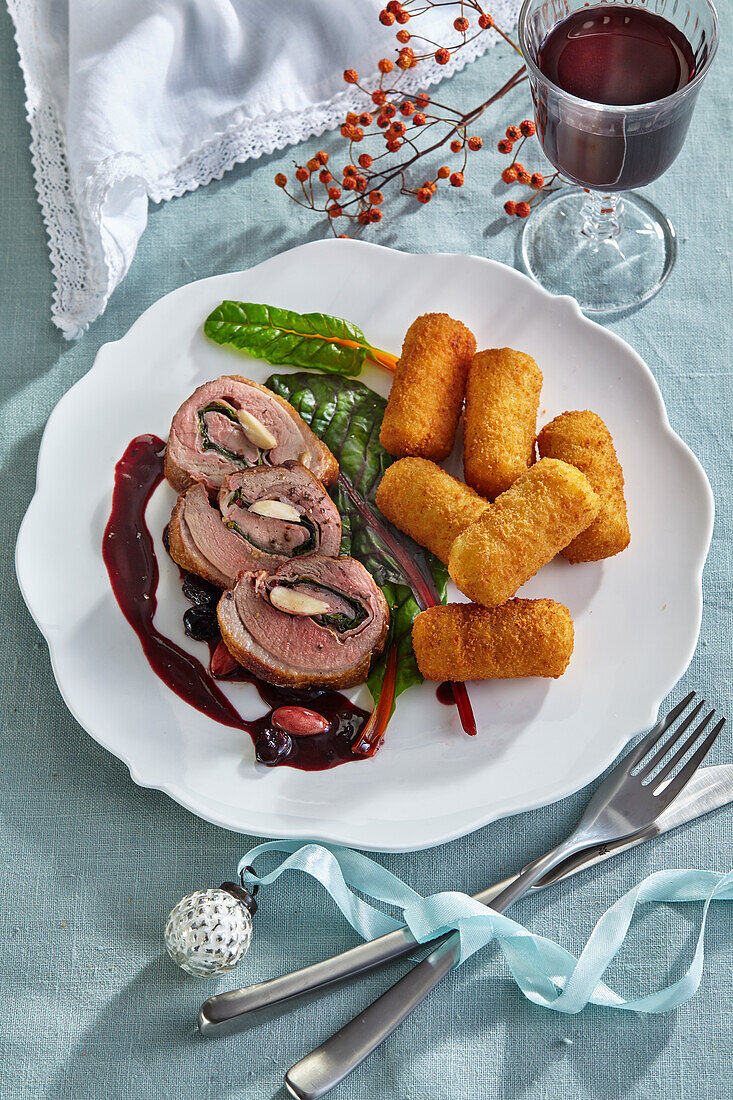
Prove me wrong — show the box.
[239,842,733,1015]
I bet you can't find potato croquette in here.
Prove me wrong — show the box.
[413,600,574,680]
[448,458,599,607]
[379,313,476,461]
[463,348,542,499]
[537,410,630,563]
[375,458,490,563]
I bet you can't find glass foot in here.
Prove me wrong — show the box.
[520,187,677,313]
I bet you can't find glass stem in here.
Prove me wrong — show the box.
[580,190,623,241]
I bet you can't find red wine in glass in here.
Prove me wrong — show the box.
[537,6,697,189]
[518,0,717,311]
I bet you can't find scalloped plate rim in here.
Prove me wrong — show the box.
[15,240,713,851]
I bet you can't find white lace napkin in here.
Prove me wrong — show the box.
[9,0,520,338]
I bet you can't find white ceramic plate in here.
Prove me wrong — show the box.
[16,240,713,851]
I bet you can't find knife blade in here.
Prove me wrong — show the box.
[199,763,732,1036]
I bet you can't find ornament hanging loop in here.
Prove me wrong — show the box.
[221,877,258,917]
[239,865,260,896]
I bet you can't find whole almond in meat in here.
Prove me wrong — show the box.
[269,586,331,616]
[236,408,278,449]
[248,499,302,522]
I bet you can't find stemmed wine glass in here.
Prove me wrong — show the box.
[517,0,719,312]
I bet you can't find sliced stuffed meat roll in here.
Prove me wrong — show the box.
[165,375,338,494]
[217,555,390,689]
[168,463,343,589]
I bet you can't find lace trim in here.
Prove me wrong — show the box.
[8,1,102,337]
[8,0,521,338]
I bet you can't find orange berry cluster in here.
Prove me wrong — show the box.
[275,85,485,231]
[497,120,557,218]
[414,165,465,204]
[379,1,410,27]
[496,117,536,155]
[276,151,384,226]
[273,3,526,235]
[378,0,496,67]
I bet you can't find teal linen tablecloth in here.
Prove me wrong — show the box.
[1,6,731,1098]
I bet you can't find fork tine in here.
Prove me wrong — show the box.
[636,699,706,779]
[626,691,696,770]
[653,716,726,805]
[651,706,715,786]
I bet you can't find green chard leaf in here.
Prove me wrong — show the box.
[266,371,448,714]
[204,302,372,377]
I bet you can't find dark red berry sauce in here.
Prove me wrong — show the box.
[102,435,369,770]
[436,681,458,706]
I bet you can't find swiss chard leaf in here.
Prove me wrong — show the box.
[204,302,372,377]
[266,371,448,712]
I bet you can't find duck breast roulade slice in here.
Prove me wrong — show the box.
[168,462,343,589]
[165,375,338,494]
[217,555,390,690]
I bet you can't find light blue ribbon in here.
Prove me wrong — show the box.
[239,841,733,1014]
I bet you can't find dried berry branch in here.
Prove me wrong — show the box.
[273,1,552,235]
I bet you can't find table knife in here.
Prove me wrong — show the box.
[199,763,732,1036]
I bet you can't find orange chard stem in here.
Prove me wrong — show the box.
[367,346,399,372]
[266,326,398,373]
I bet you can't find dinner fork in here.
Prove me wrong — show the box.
[284,691,725,1099]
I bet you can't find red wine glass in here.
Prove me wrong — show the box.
[518,0,719,312]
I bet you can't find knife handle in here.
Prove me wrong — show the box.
[199,925,417,1035]
[199,871,518,1035]
[199,866,526,1037]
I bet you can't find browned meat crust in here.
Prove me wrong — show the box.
[217,556,389,690]
[165,374,338,494]
[167,493,233,588]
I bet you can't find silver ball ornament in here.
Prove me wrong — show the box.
[164,882,256,977]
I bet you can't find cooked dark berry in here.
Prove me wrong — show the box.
[162,523,171,553]
[255,727,292,765]
[182,573,220,607]
[183,607,220,641]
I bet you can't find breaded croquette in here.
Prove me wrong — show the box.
[413,599,574,680]
[448,458,599,607]
[463,348,542,499]
[375,458,490,563]
[379,313,476,461]
[537,410,630,563]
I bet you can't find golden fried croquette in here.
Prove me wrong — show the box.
[413,599,574,680]
[463,348,542,499]
[379,313,476,461]
[375,458,490,563]
[448,458,599,607]
[537,410,630,563]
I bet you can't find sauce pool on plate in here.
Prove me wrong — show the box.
[102,434,370,770]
